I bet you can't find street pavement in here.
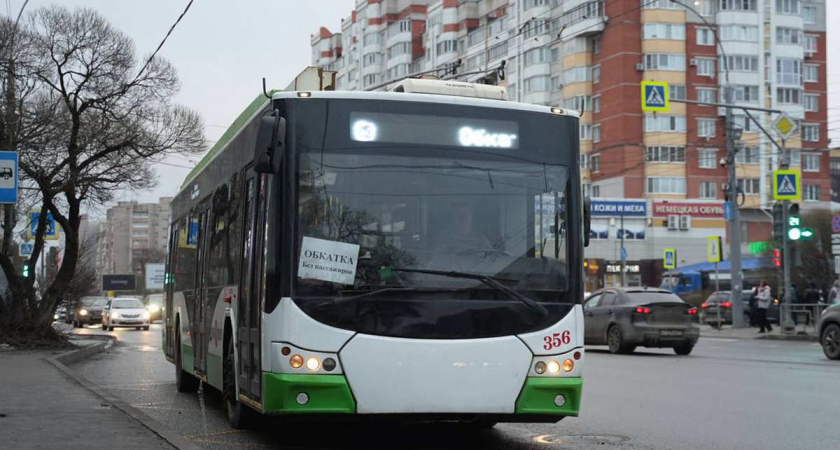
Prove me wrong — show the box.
[0,345,173,449]
[69,323,840,450]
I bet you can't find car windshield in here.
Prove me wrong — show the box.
[82,298,108,307]
[113,299,144,309]
[625,291,684,305]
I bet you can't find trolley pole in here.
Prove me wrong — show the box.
[726,86,746,328]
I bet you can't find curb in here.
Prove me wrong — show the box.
[45,337,202,450]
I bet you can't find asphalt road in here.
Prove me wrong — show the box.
[70,324,840,450]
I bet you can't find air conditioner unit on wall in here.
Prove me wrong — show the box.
[635,63,645,71]
[679,215,691,231]
[689,58,698,66]
[667,215,679,230]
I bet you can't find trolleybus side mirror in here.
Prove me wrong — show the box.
[254,111,286,174]
[584,196,592,247]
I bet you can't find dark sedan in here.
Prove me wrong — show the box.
[701,290,781,327]
[817,303,840,360]
[69,296,109,327]
[584,287,700,355]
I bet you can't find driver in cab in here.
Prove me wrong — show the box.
[437,201,494,253]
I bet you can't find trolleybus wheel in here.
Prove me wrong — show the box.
[175,320,200,393]
[224,337,255,429]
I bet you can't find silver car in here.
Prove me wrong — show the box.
[101,297,151,331]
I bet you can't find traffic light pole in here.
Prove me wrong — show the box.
[725,89,745,328]
[780,138,793,332]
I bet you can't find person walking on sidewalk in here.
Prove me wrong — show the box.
[756,280,773,333]
[829,280,840,305]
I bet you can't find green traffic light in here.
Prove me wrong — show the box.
[788,228,801,241]
[801,228,814,239]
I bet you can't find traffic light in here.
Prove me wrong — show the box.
[772,248,781,268]
[22,258,30,278]
[772,203,783,242]
[787,203,801,241]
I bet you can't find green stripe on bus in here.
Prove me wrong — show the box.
[516,377,582,416]
[262,373,356,414]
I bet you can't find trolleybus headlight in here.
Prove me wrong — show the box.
[534,361,547,374]
[305,357,321,371]
[323,358,337,372]
[547,360,561,374]
[563,359,574,372]
[290,354,304,369]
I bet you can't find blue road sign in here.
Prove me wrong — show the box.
[641,81,669,112]
[724,201,733,221]
[620,247,628,261]
[0,151,19,204]
[30,212,58,240]
[19,243,33,256]
[773,169,800,200]
[663,248,677,270]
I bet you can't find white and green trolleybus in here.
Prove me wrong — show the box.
[163,70,590,428]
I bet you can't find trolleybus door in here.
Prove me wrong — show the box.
[238,172,264,403]
[193,205,210,376]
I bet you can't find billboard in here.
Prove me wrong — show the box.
[145,263,165,290]
[102,274,136,292]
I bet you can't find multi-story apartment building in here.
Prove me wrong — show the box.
[97,197,171,276]
[312,0,829,288]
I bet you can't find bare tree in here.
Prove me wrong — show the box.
[0,6,204,334]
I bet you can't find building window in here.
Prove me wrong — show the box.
[804,185,821,202]
[592,65,601,84]
[804,35,818,56]
[697,88,717,105]
[720,24,759,41]
[775,0,800,15]
[525,0,549,10]
[696,27,714,46]
[436,40,457,55]
[592,185,601,197]
[804,64,818,83]
[488,41,508,61]
[593,124,602,143]
[735,146,760,164]
[591,36,601,54]
[670,85,686,101]
[801,124,819,142]
[580,124,592,140]
[696,58,715,77]
[563,95,592,111]
[524,75,551,93]
[729,85,759,103]
[803,153,820,172]
[737,178,760,195]
[591,154,600,172]
[646,177,686,194]
[386,42,412,59]
[593,95,601,113]
[721,55,759,73]
[551,48,561,63]
[643,0,684,9]
[646,146,686,163]
[523,19,550,38]
[697,118,717,137]
[776,88,801,105]
[645,115,687,133]
[644,54,686,71]
[790,150,801,166]
[803,6,817,24]
[700,182,717,199]
[523,47,549,65]
[804,94,819,112]
[699,149,717,168]
[581,153,590,170]
[776,27,802,45]
[644,23,686,40]
[583,183,591,197]
[551,76,562,90]
[776,58,801,85]
[719,0,756,11]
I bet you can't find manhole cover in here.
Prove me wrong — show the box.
[534,434,630,445]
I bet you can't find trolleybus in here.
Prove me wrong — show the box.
[163,69,589,428]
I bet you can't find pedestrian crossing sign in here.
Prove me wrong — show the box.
[772,169,801,200]
[641,81,669,112]
[663,248,677,270]
[707,236,722,263]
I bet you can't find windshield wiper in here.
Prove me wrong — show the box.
[390,268,549,316]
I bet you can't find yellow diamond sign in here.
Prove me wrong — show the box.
[772,113,796,139]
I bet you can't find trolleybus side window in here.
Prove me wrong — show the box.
[208,183,231,288]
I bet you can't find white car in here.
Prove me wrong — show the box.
[102,297,151,331]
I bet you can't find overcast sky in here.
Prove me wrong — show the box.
[7,0,840,210]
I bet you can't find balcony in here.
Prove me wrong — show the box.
[559,1,606,40]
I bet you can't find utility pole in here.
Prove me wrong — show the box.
[620,213,626,286]
[725,86,745,328]
[780,137,793,332]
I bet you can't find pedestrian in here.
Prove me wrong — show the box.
[805,282,822,304]
[756,280,773,333]
[829,281,840,305]
[747,285,758,327]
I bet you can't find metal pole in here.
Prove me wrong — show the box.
[727,86,745,328]
[620,213,626,286]
[780,138,794,333]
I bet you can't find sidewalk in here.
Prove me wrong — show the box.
[0,343,174,449]
[700,324,818,341]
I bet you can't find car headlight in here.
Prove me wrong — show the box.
[54,314,59,320]
[111,311,120,319]
[142,311,151,320]
[147,304,160,314]
[79,309,88,316]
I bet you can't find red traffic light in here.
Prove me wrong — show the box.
[772,248,781,268]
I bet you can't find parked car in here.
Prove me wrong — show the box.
[102,297,151,331]
[69,296,109,327]
[583,287,700,355]
[702,290,781,327]
[817,303,840,360]
[54,306,66,322]
[144,293,164,322]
